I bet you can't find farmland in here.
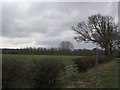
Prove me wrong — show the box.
[2,54,119,88]
[2,54,81,65]
[2,2,120,89]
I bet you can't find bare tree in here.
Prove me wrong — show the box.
[59,41,74,50]
[72,14,119,56]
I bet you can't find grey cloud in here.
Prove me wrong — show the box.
[0,3,1,49]
[35,40,60,48]
[2,2,118,49]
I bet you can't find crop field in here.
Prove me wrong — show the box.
[2,54,81,65]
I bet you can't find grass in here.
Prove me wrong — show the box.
[63,59,118,88]
[96,59,118,88]
[2,54,81,65]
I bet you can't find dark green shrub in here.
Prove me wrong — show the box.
[2,59,24,88]
[73,57,92,72]
[2,58,65,88]
[30,59,65,88]
[88,56,96,67]
[98,55,112,64]
[73,55,112,73]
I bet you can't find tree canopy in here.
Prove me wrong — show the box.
[72,14,119,56]
[59,41,74,50]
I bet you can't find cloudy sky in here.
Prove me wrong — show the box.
[1,2,118,49]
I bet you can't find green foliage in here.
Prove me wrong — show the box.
[30,59,65,88]
[73,55,112,73]
[2,58,65,88]
[97,55,112,64]
[2,54,80,65]
[96,59,118,88]
[74,58,90,72]
[2,59,24,88]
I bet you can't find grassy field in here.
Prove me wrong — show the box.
[2,54,81,65]
[2,54,118,88]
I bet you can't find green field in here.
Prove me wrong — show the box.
[2,54,81,65]
[2,54,118,88]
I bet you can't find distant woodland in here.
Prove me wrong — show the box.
[1,47,119,57]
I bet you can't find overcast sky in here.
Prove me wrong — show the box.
[1,2,118,49]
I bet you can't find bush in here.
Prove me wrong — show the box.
[73,57,92,72]
[73,55,112,73]
[30,59,65,88]
[97,55,112,64]
[2,58,65,88]
[2,59,24,88]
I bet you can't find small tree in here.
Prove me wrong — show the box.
[59,41,74,50]
[72,14,119,56]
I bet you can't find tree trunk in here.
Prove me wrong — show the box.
[109,47,113,56]
[109,44,113,56]
[104,43,114,56]
[104,48,109,56]
[118,46,120,58]
[119,50,120,58]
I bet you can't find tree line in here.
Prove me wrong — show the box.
[1,47,105,56]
